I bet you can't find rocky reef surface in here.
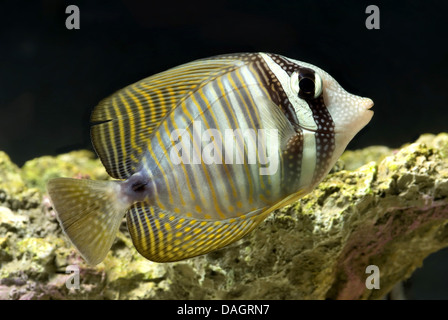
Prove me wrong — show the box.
[0,133,447,300]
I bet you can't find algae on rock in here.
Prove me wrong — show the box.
[21,150,109,192]
[0,134,447,299]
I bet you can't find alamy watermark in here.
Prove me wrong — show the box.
[66,5,80,30]
[169,121,279,175]
[65,265,80,290]
[365,5,380,30]
[365,265,380,289]
[65,5,379,31]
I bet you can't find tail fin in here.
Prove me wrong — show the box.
[47,178,129,265]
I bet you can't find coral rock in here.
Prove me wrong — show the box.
[0,134,447,299]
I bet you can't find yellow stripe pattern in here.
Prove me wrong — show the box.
[142,60,284,220]
[127,202,266,262]
[90,53,313,262]
[90,56,245,179]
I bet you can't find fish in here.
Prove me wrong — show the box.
[47,52,373,264]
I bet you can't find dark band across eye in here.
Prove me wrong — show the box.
[298,68,317,99]
[299,77,315,94]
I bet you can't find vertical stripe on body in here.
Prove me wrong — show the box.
[141,59,286,220]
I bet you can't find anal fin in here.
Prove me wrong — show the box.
[126,187,307,263]
[126,203,267,262]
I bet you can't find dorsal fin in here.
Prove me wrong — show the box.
[91,54,251,179]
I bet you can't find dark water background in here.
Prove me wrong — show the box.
[1,0,447,299]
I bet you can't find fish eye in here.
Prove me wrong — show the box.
[297,68,323,99]
[298,77,315,96]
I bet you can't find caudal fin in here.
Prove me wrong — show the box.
[47,178,129,265]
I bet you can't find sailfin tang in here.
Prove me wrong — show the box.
[91,55,248,179]
[47,178,129,265]
[126,203,269,262]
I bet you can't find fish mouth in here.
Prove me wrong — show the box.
[361,98,374,119]
[362,97,374,110]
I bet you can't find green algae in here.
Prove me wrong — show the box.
[21,150,109,192]
[0,152,40,210]
[339,146,392,171]
[17,238,57,264]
